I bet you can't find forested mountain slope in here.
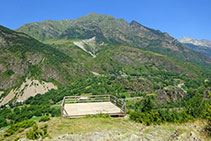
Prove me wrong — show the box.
[17,13,211,67]
[1,24,210,105]
[0,25,88,105]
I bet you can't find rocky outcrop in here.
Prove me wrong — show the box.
[155,86,188,104]
[0,78,57,105]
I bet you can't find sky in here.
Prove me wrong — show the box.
[0,0,210,40]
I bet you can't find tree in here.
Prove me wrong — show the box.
[26,124,42,140]
[141,97,154,112]
[204,92,211,137]
[184,93,205,118]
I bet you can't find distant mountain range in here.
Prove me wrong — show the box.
[180,37,211,58]
[17,13,211,66]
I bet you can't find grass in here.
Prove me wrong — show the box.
[1,117,208,141]
[29,116,42,121]
[47,117,138,138]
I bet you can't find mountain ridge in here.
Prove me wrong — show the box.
[16,13,211,67]
[0,25,88,104]
[1,13,211,105]
[1,24,209,105]
[180,37,211,48]
[180,37,211,58]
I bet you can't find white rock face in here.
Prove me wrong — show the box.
[0,89,16,106]
[180,37,211,48]
[0,78,57,105]
[73,37,98,58]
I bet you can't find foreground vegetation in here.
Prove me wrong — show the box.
[0,116,208,140]
[0,77,210,140]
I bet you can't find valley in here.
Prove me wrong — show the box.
[0,13,210,140]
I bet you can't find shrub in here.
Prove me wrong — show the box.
[26,124,42,140]
[204,93,211,137]
[13,136,21,141]
[129,109,194,125]
[4,120,35,137]
[0,117,8,128]
[26,123,50,140]
[39,116,50,122]
[129,111,161,125]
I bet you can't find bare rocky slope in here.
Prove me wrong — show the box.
[0,78,57,106]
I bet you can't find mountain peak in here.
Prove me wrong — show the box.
[77,13,115,22]
[180,37,211,47]
[16,14,211,65]
[180,37,211,58]
[87,12,100,16]
[130,20,142,27]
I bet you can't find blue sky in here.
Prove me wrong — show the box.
[0,0,210,40]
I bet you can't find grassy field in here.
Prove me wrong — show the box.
[1,115,209,141]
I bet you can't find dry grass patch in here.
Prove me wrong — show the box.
[47,117,139,138]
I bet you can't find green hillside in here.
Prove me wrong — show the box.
[0,25,88,91]
[0,13,210,140]
[17,13,211,67]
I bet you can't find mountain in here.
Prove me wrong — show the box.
[17,13,211,67]
[0,25,88,105]
[180,37,211,58]
[1,13,211,106]
[0,13,211,141]
[0,16,211,141]
[0,24,208,105]
[180,37,211,47]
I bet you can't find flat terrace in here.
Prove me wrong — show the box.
[61,95,126,118]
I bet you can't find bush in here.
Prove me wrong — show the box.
[129,111,161,125]
[39,116,50,122]
[26,123,50,140]
[26,124,42,140]
[134,97,154,112]
[204,93,211,137]
[184,93,205,118]
[13,136,21,141]
[4,120,35,137]
[0,117,8,128]
[129,109,193,125]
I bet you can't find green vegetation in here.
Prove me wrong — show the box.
[129,84,211,126]
[0,25,86,91]
[26,123,50,140]
[17,13,211,68]
[39,116,50,122]
[204,92,211,137]
[3,120,35,137]
[0,104,59,128]
[0,14,211,140]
